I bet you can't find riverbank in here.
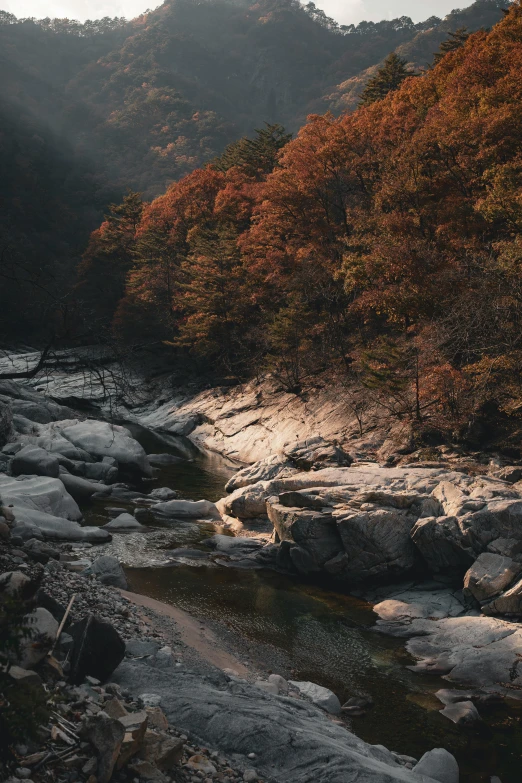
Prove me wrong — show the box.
[1,376,521,780]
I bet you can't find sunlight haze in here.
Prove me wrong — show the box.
[4,0,474,25]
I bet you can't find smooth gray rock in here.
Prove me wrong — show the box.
[288,681,342,715]
[59,473,102,503]
[149,487,179,501]
[0,474,82,520]
[102,513,144,532]
[9,506,111,543]
[83,461,119,484]
[412,749,459,783]
[9,398,71,424]
[58,420,152,477]
[113,656,442,783]
[410,516,473,573]
[152,498,220,520]
[85,556,128,589]
[12,445,60,478]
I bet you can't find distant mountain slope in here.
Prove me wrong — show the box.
[325,0,509,113]
[1,0,509,200]
[0,0,510,340]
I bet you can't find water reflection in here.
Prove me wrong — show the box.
[85,422,522,782]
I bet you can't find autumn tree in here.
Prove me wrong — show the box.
[176,226,254,375]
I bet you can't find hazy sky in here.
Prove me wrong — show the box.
[4,0,472,26]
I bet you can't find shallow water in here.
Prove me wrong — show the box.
[90,424,522,782]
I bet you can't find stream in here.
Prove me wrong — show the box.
[83,424,522,783]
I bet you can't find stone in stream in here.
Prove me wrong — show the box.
[84,555,128,589]
[151,498,221,520]
[102,513,144,532]
[412,748,459,783]
[288,681,341,715]
[149,487,179,501]
[69,614,126,684]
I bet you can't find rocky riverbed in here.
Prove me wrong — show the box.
[1,375,522,781]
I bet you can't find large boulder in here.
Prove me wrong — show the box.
[36,432,95,462]
[266,500,342,571]
[410,516,474,574]
[11,445,60,478]
[69,614,126,684]
[334,507,417,582]
[0,474,81,520]
[217,483,271,519]
[58,420,152,477]
[10,506,111,542]
[463,553,521,604]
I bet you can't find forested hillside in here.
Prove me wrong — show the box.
[78,1,522,445]
[0,0,510,344]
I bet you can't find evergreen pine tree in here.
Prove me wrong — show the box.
[433,27,470,64]
[213,123,292,178]
[359,52,414,107]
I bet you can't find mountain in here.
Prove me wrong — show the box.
[0,0,509,340]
